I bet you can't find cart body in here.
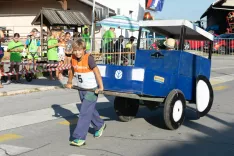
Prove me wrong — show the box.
[89,19,214,129]
[98,49,211,101]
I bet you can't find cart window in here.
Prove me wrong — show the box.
[138,27,212,59]
[94,37,138,66]
[138,28,167,51]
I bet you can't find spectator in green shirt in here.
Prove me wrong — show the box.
[47,29,60,80]
[25,28,41,71]
[102,27,115,53]
[82,28,91,52]
[7,33,24,84]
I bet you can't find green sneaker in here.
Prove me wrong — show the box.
[70,139,86,147]
[94,123,106,138]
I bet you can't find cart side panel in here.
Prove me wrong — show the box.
[142,70,178,97]
[135,50,181,97]
[97,65,144,94]
[178,52,211,79]
[135,50,181,72]
[177,52,211,100]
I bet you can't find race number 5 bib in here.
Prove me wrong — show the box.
[75,72,97,89]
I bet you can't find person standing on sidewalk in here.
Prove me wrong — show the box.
[56,32,66,80]
[25,28,41,71]
[66,39,106,147]
[64,32,73,77]
[64,32,73,65]
[47,29,60,80]
[6,33,24,84]
[82,27,91,53]
[0,30,5,88]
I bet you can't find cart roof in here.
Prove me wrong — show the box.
[139,20,214,41]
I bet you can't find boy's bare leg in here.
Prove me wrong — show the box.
[26,60,32,71]
[49,70,54,80]
[7,65,14,84]
[15,65,19,81]
[67,56,72,78]
[33,59,37,71]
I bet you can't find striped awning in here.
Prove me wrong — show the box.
[32,8,91,26]
[96,15,139,31]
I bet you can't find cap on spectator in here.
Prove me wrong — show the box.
[164,38,176,49]
[31,28,38,32]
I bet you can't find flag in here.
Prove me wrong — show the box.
[146,0,153,8]
[155,0,165,12]
[146,0,165,12]
[146,0,156,10]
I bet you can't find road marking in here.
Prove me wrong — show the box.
[58,116,109,126]
[0,134,22,142]
[0,97,109,132]
[59,119,78,125]
[210,74,234,85]
[69,155,86,156]
[0,144,32,156]
[212,66,234,70]
[213,86,228,91]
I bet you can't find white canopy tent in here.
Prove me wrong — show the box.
[139,19,214,41]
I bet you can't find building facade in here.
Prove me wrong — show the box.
[95,0,146,21]
[201,0,234,34]
[0,0,115,36]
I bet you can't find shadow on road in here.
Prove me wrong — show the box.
[141,105,234,156]
[149,121,234,156]
[51,95,117,141]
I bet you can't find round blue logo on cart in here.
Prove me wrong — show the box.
[115,70,123,79]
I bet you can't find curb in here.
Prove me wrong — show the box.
[0,85,64,97]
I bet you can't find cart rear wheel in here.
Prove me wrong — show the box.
[114,97,139,122]
[164,89,186,130]
[196,75,213,117]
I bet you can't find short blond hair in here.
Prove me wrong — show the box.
[72,39,86,50]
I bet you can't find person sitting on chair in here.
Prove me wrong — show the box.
[125,36,136,52]
[163,38,176,50]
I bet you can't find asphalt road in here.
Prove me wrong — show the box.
[0,58,234,156]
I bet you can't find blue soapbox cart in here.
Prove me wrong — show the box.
[74,20,214,130]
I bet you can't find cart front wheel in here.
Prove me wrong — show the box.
[164,89,186,130]
[114,97,139,122]
[196,75,213,117]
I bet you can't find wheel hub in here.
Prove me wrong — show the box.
[172,100,183,122]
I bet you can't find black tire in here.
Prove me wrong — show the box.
[25,74,33,82]
[195,75,214,117]
[164,89,186,130]
[114,97,139,122]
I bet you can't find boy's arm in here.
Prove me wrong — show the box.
[37,40,41,52]
[88,55,104,92]
[7,44,13,52]
[17,46,24,52]
[48,40,59,49]
[66,59,74,89]
[93,67,104,92]
[48,44,58,49]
